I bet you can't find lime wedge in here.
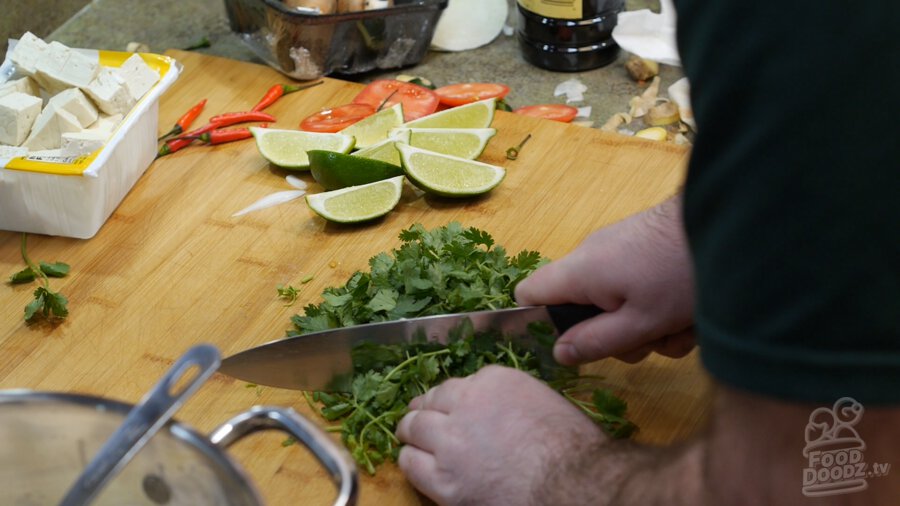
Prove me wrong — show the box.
[252,127,354,170]
[309,150,403,190]
[353,130,411,166]
[397,143,505,197]
[339,103,404,149]
[306,176,404,223]
[390,128,496,160]
[402,98,496,129]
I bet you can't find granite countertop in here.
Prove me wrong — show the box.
[49,0,683,128]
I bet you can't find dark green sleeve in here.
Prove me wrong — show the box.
[675,0,900,405]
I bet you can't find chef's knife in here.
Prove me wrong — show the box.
[220,304,601,391]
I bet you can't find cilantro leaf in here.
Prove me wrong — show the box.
[39,261,70,278]
[9,267,37,284]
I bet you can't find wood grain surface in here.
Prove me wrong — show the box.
[0,50,711,504]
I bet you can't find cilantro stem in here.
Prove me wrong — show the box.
[381,349,451,384]
[20,233,49,290]
[358,410,400,452]
[350,398,401,445]
[499,341,520,370]
[303,390,317,411]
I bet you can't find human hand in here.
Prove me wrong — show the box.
[396,365,605,506]
[515,197,695,365]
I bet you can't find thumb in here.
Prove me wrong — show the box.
[553,307,651,365]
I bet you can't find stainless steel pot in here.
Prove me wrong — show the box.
[0,391,358,505]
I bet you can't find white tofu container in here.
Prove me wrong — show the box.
[0,49,180,239]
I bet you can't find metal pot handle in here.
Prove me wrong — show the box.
[209,406,358,506]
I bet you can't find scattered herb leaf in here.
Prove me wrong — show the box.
[9,267,36,284]
[277,284,300,306]
[8,233,70,323]
[39,261,70,278]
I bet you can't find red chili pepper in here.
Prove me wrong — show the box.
[178,122,217,138]
[187,124,268,145]
[158,98,207,140]
[198,127,254,145]
[208,111,276,127]
[251,81,324,111]
[156,137,194,158]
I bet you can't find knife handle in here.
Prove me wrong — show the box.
[546,304,603,334]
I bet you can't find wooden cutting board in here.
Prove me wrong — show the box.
[0,50,710,504]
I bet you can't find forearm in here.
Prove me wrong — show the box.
[533,385,900,506]
[532,432,705,505]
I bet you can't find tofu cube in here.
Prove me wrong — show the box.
[61,130,109,156]
[0,92,43,146]
[0,145,29,159]
[47,88,99,128]
[9,32,49,76]
[94,113,124,133]
[0,77,40,99]
[84,67,135,115]
[33,41,100,95]
[118,54,160,101]
[22,107,82,151]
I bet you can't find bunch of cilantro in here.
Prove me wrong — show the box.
[289,223,635,474]
[289,222,542,334]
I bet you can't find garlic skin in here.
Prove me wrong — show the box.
[647,100,680,126]
[628,76,661,117]
[667,77,696,131]
[601,112,633,132]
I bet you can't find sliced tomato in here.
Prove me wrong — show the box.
[299,103,375,133]
[513,104,579,123]
[352,80,439,121]
[434,82,510,107]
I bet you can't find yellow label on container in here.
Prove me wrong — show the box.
[518,0,583,20]
[5,151,100,176]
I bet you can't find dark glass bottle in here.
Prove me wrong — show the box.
[516,0,625,72]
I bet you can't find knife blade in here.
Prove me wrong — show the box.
[220,304,601,391]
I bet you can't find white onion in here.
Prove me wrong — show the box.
[285,175,308,190]
[232,190,306,217]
